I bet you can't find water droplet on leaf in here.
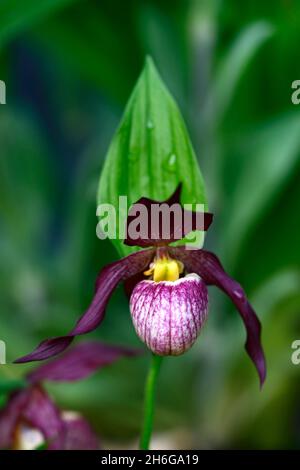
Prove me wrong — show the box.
[163,153,177,173]
[146,119,154,130]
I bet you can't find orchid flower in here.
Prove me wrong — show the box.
[15,185,266,387]
[1,341,141,449]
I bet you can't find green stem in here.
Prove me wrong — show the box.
[139,353,163,450]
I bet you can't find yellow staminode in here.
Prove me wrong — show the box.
[144,256,184,282]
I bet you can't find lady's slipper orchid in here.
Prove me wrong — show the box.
[15,185,266,386]
[1,342,141,449]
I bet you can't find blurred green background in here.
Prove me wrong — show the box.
[1,0,300,449]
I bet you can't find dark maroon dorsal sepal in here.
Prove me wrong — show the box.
[124,183,213,247]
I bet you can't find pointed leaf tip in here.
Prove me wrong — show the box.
[145,55,155,68]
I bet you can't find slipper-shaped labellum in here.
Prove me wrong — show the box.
[130,273,208,355]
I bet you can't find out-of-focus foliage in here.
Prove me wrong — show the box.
[0,0,299,449]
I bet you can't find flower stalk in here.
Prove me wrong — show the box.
[140,354,163,450]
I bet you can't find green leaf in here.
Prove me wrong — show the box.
[0,0,77,47]
[97,57,208,257]
[0,110,54,257]
[212,21,274,124]
[222,112,300,267]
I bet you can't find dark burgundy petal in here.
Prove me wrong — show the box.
[15,337,74,364]
[49,415,100,450]
[27,341,143,383]
[125,184,213,247]
[0,386,64,449]
[0,389,30,448]
[170,247,266,386]
[22,385,64,441]
[0,386,98,450]
[15,249,154,364]
[124,271,146,298]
